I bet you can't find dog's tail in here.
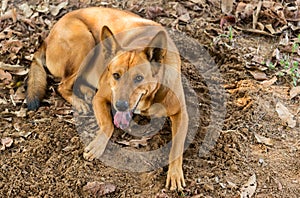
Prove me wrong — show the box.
[26,43,47,110]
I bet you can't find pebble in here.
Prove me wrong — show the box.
[259,158,264,165]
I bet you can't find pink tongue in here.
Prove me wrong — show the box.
[114,111,132,129]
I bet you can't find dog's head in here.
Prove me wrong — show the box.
[101,26,167,129]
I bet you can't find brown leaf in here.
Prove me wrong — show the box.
[1,137,13,151]
[117,137,150,148]
[3,39,23,53]
[254,133,273,146]
[236,2,254,19]
[0,98,8,104]
[190,0,205,4]
[0,9,17,22]
[173,2,188,16]
[83,181,116,196]
[178,13,190,23]
[276,101,296,128]
[260,76,277,87]
[0,69,12,83]
[240,174,257,198]
[18,3,33,18]
[13,122,21,132]
[251,54,265,64]
[249,70,268,80]
[221,0,233,14]
[14,107,27,118]
[290,86,300,99]
[50,1,68,16]
[156,189,169,198]
[10,68,29,76]
[55,108,73,115]
[129,137,150,148]
[145,6,164,19]
[14,85,26,101]
[262,1,275,9]
[0,62,24,71]
[36,4,49,13]
[256,22,264,30]
[265,24,275,34]
[1,0,9,13]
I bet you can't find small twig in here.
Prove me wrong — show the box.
[253,0,263,29]
[0,62,24,71]
[10,94,16,107]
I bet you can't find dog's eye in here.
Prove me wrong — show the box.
[134,75,144,83]
[113,73,120,80]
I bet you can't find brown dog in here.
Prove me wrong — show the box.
[27,7,188,190]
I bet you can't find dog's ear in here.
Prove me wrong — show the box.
[101,26,121,60]
[144,31,167,76]
[144,31,167,63]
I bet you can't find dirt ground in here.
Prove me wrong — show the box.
[1,0,300,197]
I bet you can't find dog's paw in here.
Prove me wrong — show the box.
[73,97,90,114]
[165,165,186,191]
[83,133,109,161]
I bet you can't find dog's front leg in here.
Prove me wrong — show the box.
[166,110,188,191]
[83,93,114,161]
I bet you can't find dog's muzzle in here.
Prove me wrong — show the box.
[113,93,144,130]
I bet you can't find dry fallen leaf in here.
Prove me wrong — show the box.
[156,189,169,198]
[236,2,254,19]
[18,3,33,18]
[1,0,9,13]
[10,68,29,76]
[0,9,17,22]
[290,86,300,99]
[227,180,237,189]
[0,62,24,71]
[178,13,190,23]
[55,108,73,115]
[221,0,233,14]
[249,70,268,80]
[240,174,257,198]
[0,98,8,105]
[117,136,151,148]
[145,6,164,19]
[260,76,277,87]
[254,133,273,146]
[14,85,26,101]
[50,1,68,16]
[83,181,116,196]
[276,101,296,128]
[265,24,276,34]
[36,4,49,13]
[1,137,14,151]
[3,39,23,54]
[0,69,12,83]
[14,107,27,118]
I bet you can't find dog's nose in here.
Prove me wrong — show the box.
[115,100,129,112]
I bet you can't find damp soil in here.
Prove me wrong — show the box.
[1,0,300,197]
